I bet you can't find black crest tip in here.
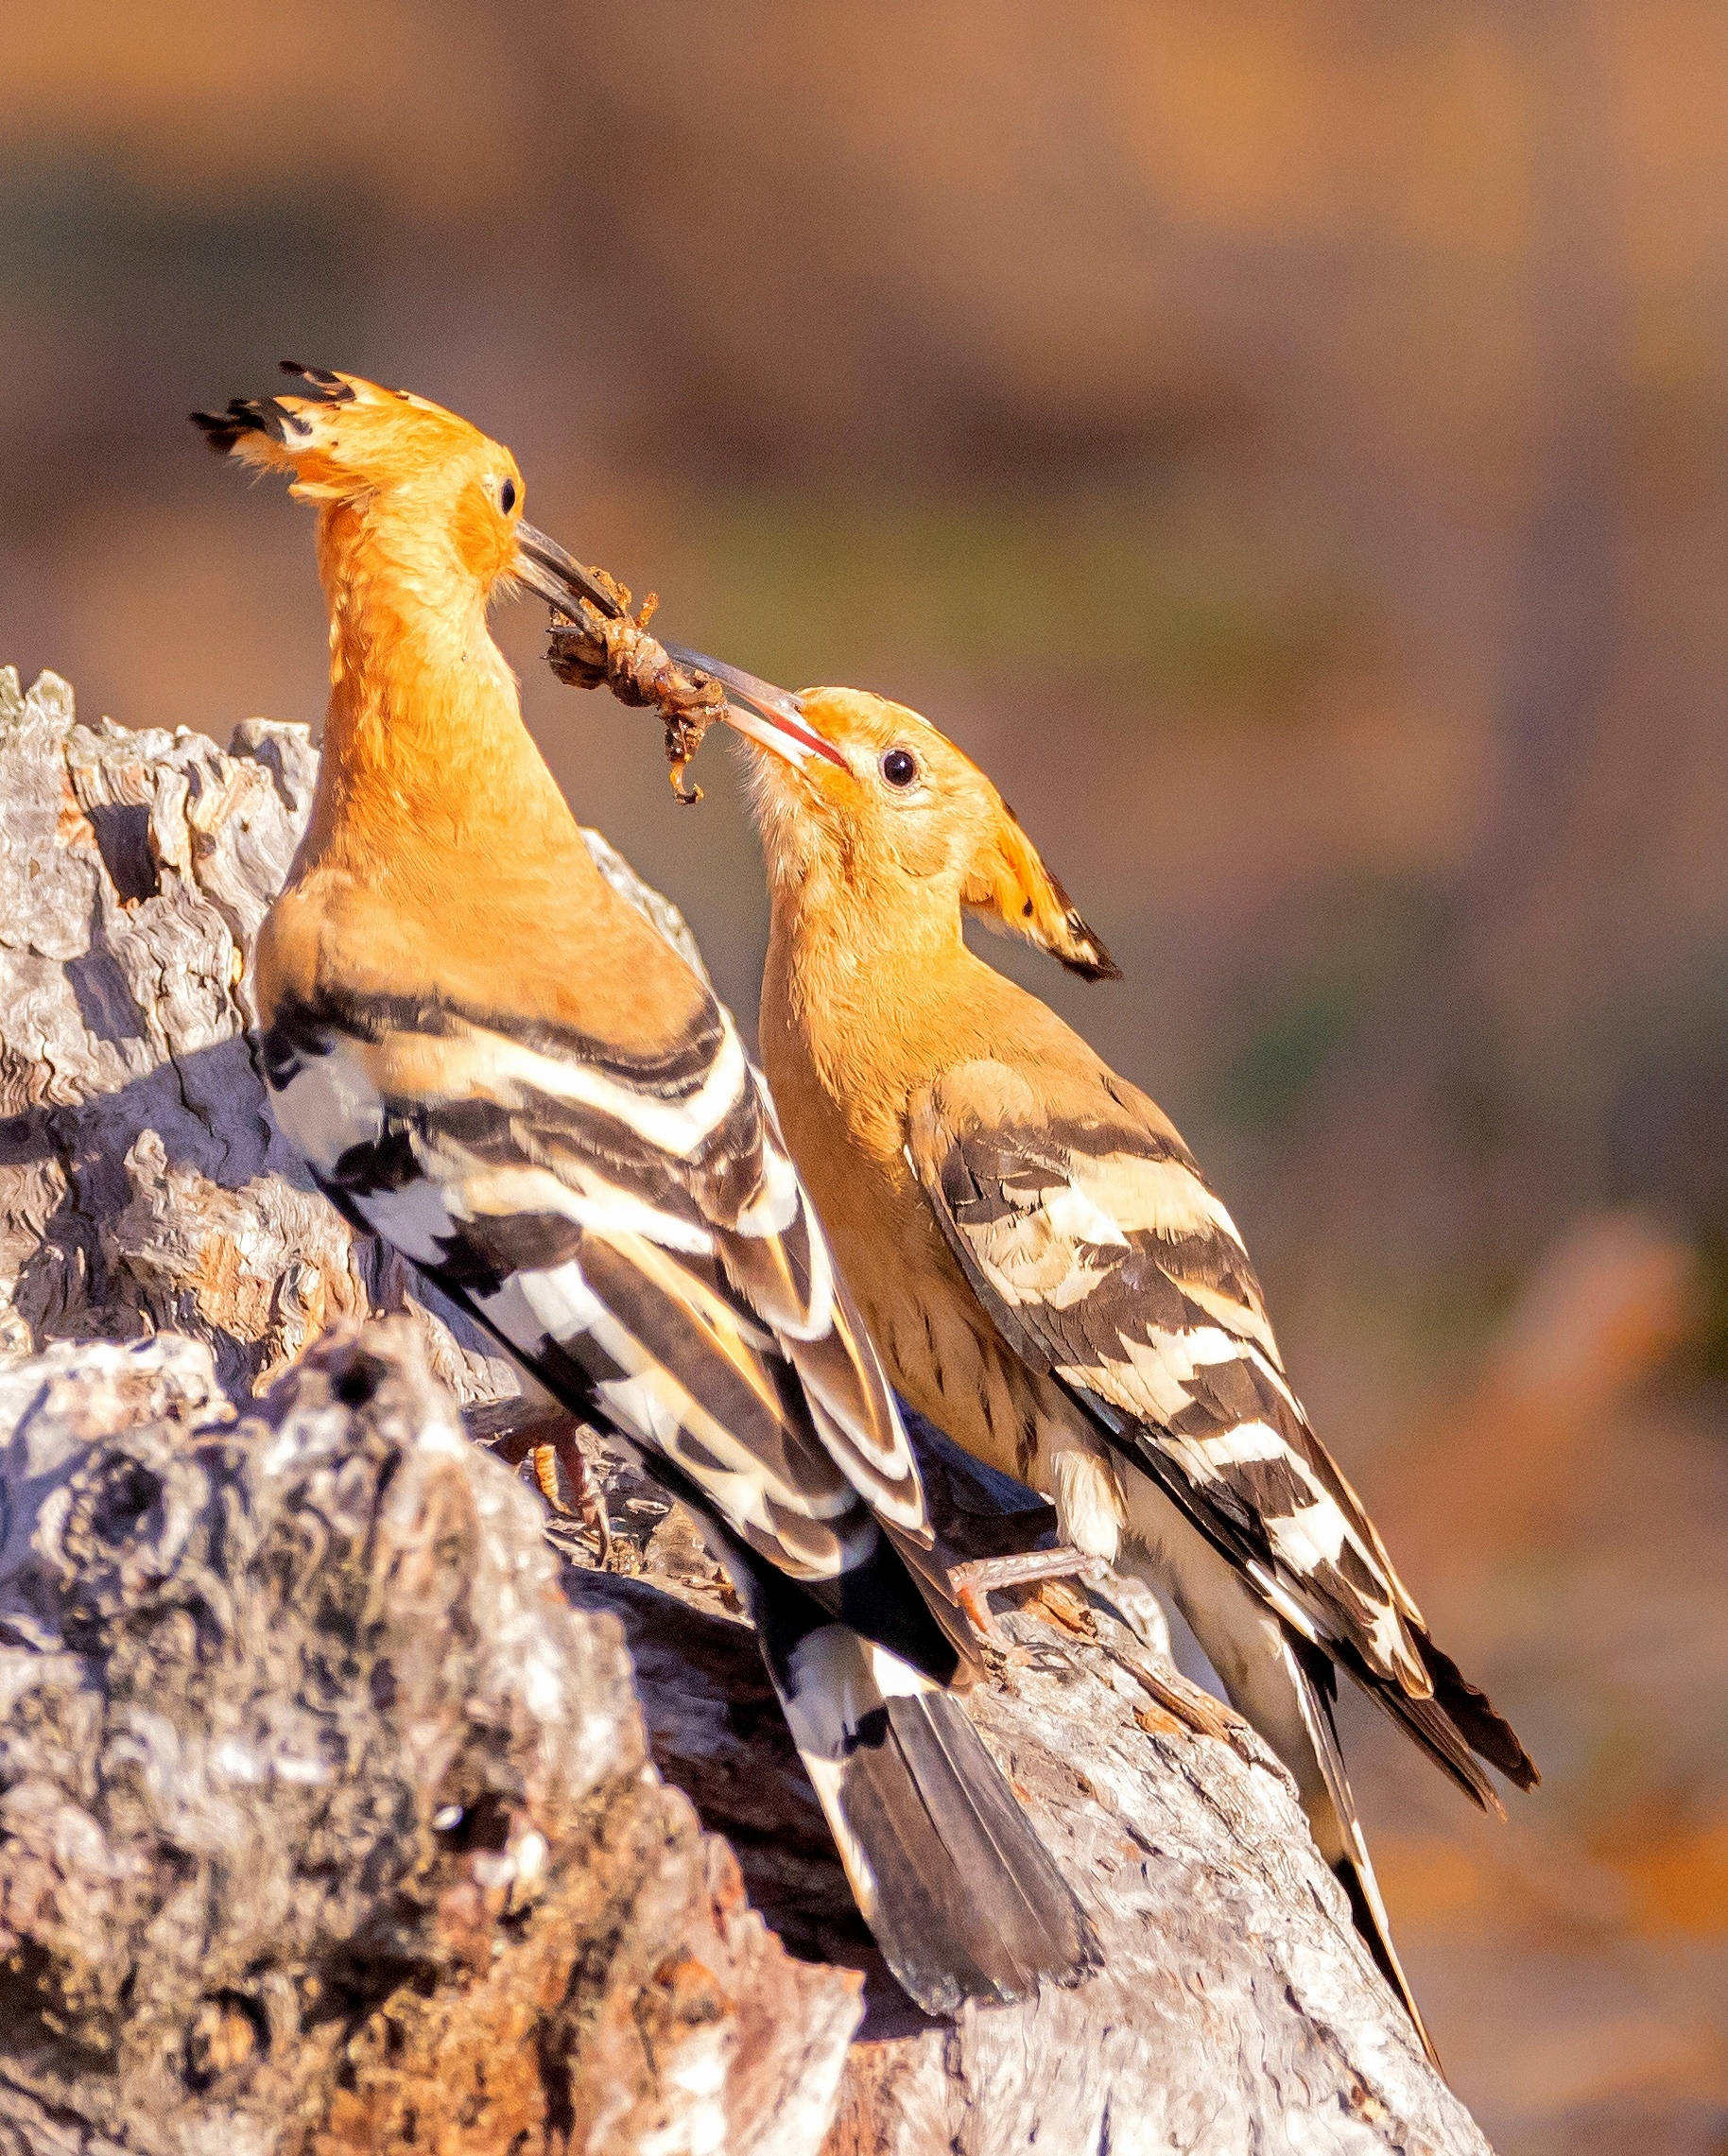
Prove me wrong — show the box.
[279,360,355,406]
[189,408,240,454]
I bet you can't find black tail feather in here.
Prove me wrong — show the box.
[1063,1369,1536,1815]
[657,1491,1093,2017]
[804,1508,972,1686]
[1416,1631,1540,1791]
[777,1630,1097,2017]
[1370,1676,1507,1819]
[1331,1854,1443,2073]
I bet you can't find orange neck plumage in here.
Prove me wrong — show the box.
[299,499,579,889]
[257,493,715,1060]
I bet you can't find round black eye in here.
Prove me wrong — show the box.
[881,748,918,788]
[498,477,518,515]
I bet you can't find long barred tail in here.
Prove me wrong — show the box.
[770,1622,1097,2015]
[1286,1637,1443,2073]
[743,1559,1096,2015]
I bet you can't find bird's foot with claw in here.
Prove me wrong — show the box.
[464,1400,615,1566]
[530,1429,614,1564]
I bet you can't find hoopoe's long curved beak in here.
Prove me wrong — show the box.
[513,522,624,620]
[658,642,850,771]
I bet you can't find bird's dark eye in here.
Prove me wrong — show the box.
[498,477,518,515]
[881,748,918,788]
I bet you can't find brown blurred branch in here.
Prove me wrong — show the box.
[1375,1210,1701,1585]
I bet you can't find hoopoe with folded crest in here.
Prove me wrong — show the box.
[191,366,1093,2015]
[632,654,1539,2065]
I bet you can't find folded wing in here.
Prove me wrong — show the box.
[907,1059,1537,1803]
[261,986,1098,2009]
[266,985,945,1613]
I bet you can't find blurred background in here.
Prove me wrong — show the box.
[2,4,1724,2145]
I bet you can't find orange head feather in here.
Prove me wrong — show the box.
[193,362,531,597]
[197,367,703,1046]
[713,674,1119,981]
[191,360,620,918]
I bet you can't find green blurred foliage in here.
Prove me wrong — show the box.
[661,488,1369,722]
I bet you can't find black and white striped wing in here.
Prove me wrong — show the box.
[264,991,934,1599]
[263,994,1112,2015]
[907,1064,1430,1693]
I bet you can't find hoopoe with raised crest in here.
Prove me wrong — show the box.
[192,366,1093,2016]
[621,653,1539,2065]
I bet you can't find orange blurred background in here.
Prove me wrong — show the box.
[3,7,1725,2146]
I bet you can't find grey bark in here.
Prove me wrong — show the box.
[0,668,1494,2153]
[0,1320,859,2155]
[571,1448,1493,2156]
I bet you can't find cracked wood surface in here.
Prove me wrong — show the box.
[0,668,1495,2152]
[562,1443,1495,2156]
[0,1321,860,2155]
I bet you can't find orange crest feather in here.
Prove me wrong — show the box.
[960,807,1120,980]
[191,363,483,502]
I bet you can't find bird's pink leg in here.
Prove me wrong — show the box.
[530,1428,613,1564]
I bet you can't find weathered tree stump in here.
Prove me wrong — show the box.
[0,668,1495,2152]
[568,1506,1490,2156]
[0,1321,860,2154]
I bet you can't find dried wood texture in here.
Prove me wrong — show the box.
[0,1320,860,2155]
[0,669,1495,2153]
